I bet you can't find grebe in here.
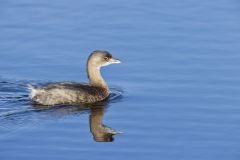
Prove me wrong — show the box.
[29,50,121,106]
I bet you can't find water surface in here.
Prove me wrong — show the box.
[1,0,240,160]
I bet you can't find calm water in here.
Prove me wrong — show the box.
[1,0,240,159]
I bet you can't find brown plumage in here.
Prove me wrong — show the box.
[29,50,121,106]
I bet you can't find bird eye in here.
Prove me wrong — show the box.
[104,57,109,61]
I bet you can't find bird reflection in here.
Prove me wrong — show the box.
[32,102,123,142]
[2,103,123,142]
[89,105,122,142]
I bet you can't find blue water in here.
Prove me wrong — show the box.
[1,0,240,159]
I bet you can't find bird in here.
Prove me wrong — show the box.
[28,50,121,106]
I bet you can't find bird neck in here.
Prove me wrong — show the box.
[87,63,108,90]
[89,107,105,141]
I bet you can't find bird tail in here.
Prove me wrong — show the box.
[27,84,37,99]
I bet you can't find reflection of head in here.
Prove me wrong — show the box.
[93,132,114,142]
[89,106,120,142]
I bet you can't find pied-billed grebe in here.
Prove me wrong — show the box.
[29,50,121,106]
